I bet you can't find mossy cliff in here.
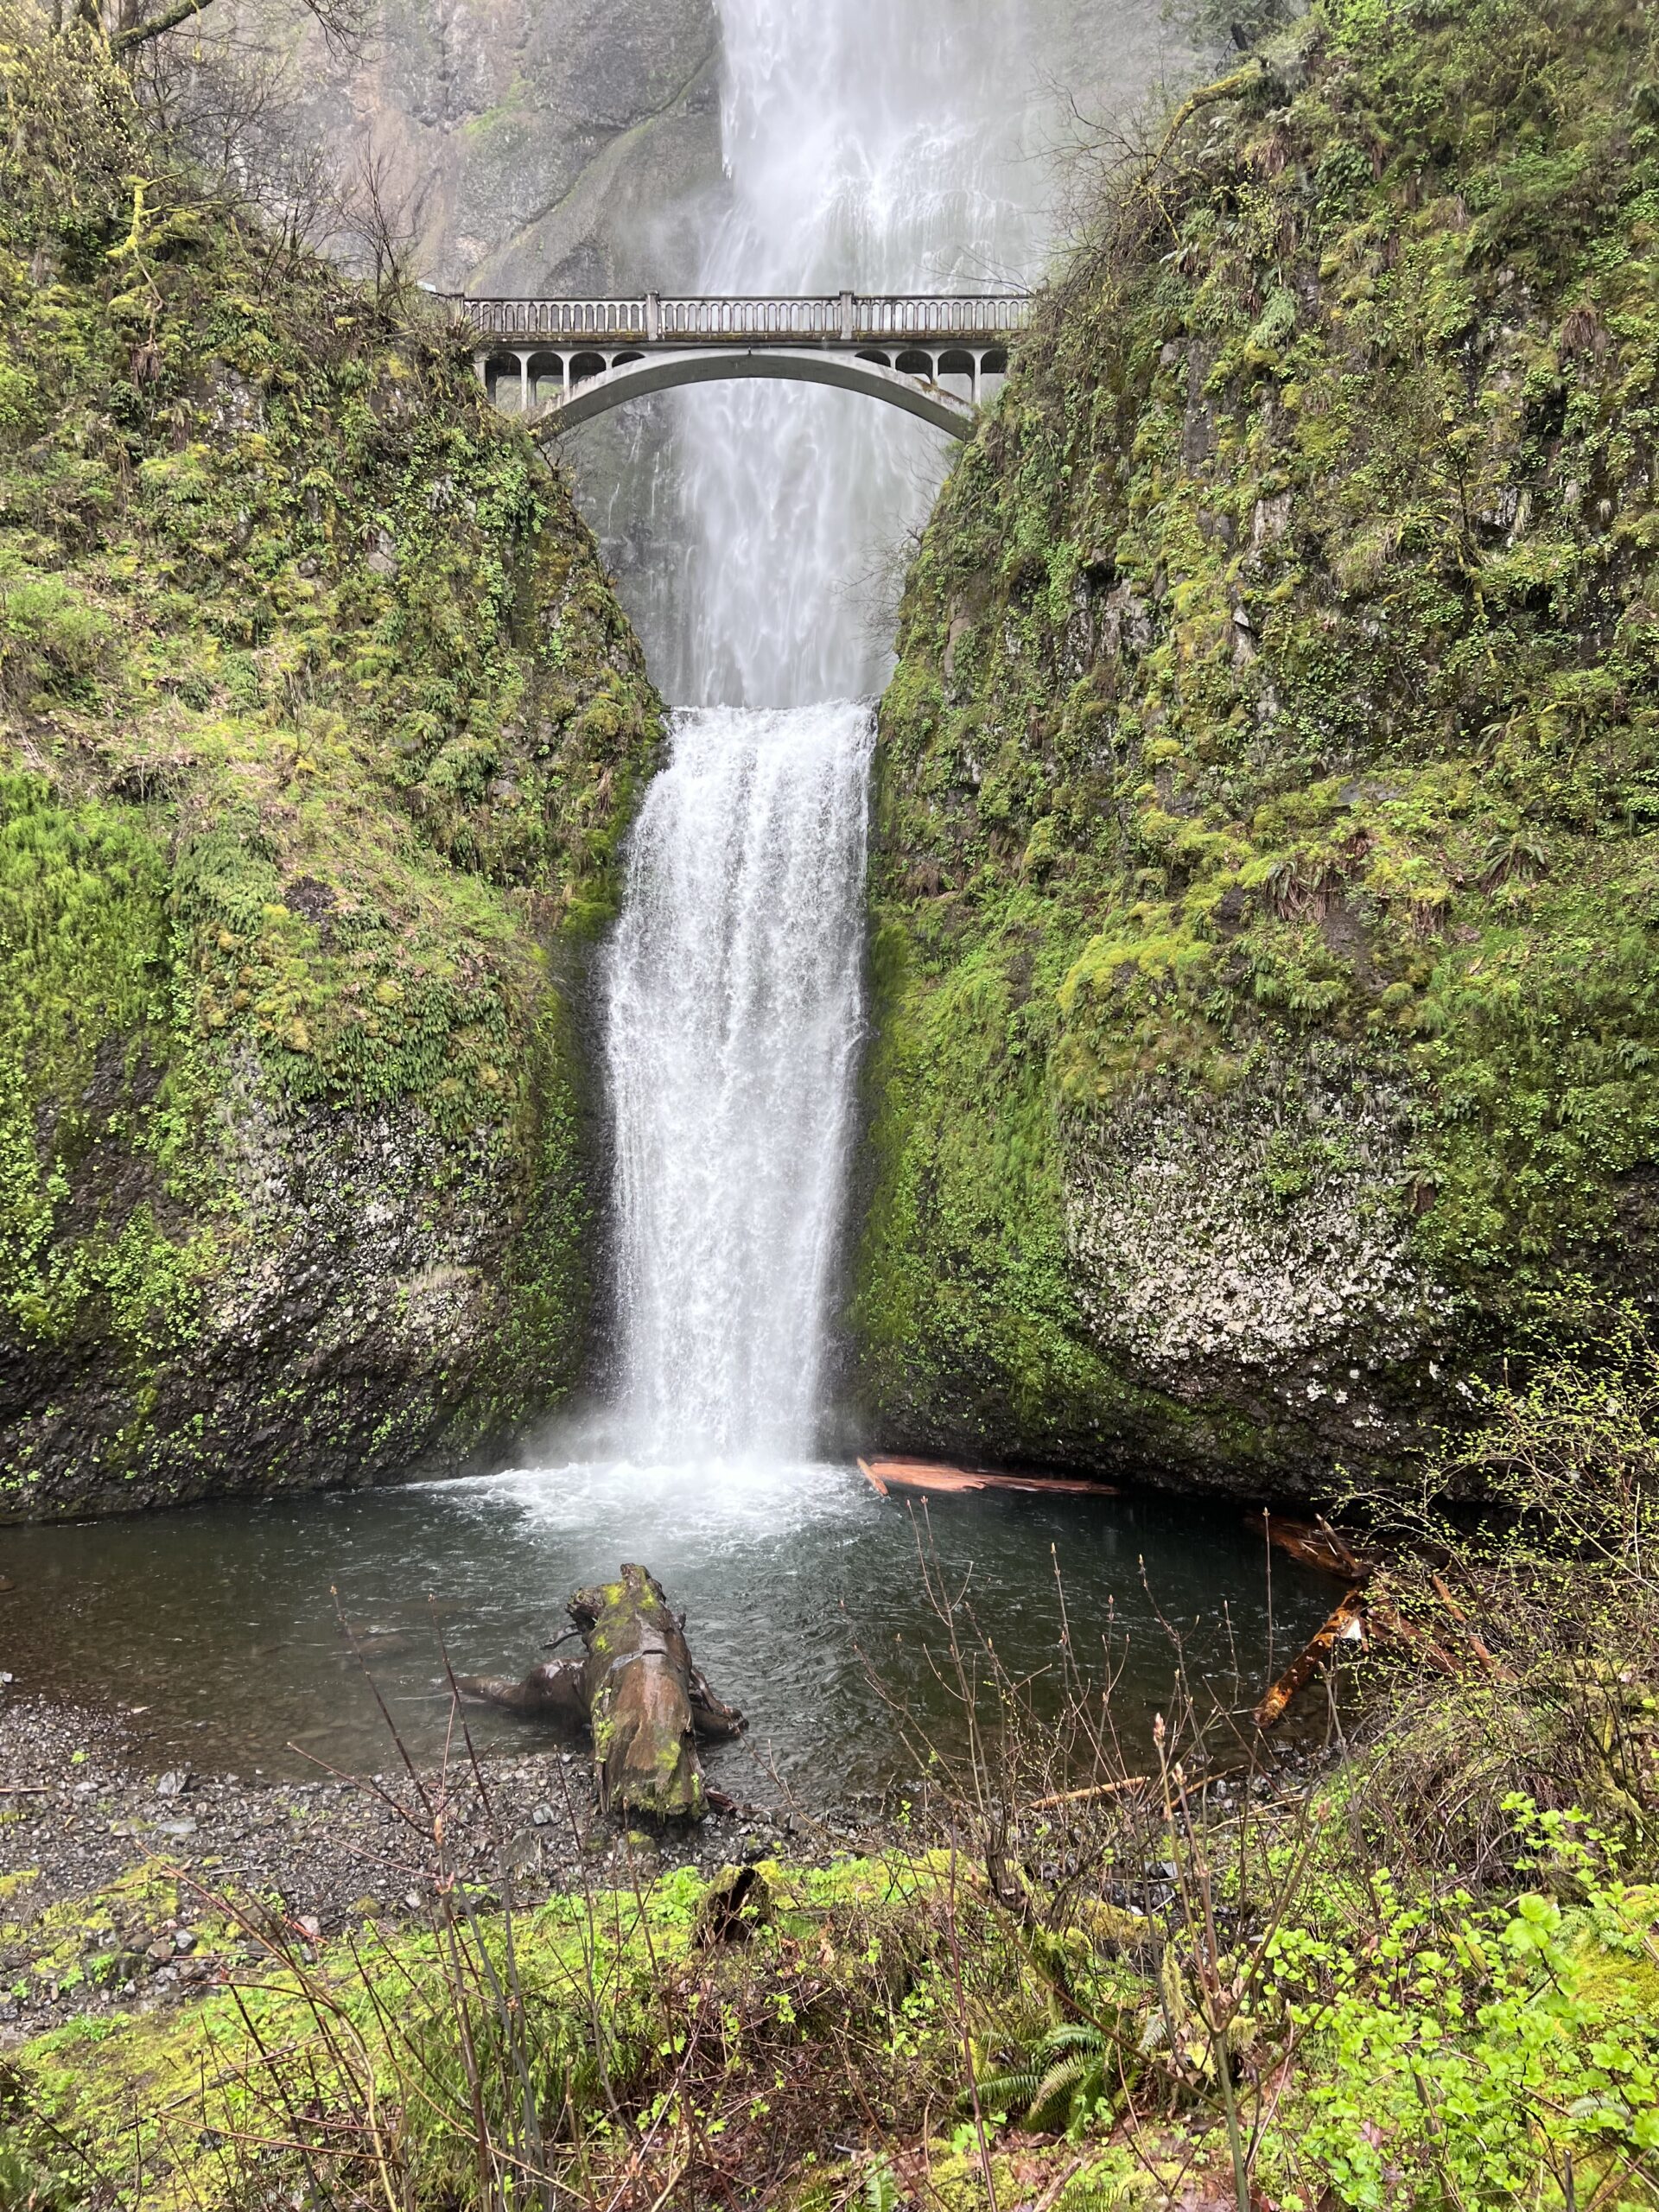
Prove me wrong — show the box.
[0,18,662,1521]
[857,0,1659,1491]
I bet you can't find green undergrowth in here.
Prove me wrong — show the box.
[0,8,662,1510]
[860,0,1659,1479]
[4,1816,1657,2208]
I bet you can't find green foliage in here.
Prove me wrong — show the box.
[977,2020,1122,2139]
[860,0,1659,1471]
[1,1857,975,2211]
[0,572,110,708]
[0,6,664,1510]
[1261,1819,1659,2209]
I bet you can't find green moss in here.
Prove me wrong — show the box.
[0,16,663,1515]
[858,0,1659,1474]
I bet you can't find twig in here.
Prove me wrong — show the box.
[1027,1775,1149,1810]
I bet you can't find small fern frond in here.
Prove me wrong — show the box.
[863,2155,900,2212]
[1029,2052,1094,2129]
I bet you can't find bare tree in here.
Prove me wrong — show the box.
[333,135,435,296]
[103,0,368,65]
[125,6,346,255]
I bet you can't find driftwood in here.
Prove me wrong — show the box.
[459,1564,743,1821]
[1253,1511,1376,1580]
[1252,1594,1368,1729]
[859,1456,1117,1501]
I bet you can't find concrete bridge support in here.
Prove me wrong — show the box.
[474,341,1008,436]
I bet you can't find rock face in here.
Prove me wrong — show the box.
[1059,1059,1448,1458]
[0,29,662,1520]
[855,0,1659,1493]
[262,0,721,294]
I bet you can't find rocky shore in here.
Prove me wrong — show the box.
[0,1693,800,2046]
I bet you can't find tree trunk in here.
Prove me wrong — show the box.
[458,1564,743,1821]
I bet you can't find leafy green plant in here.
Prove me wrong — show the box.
[1261,1829,1659,2210]
[979,2020,1125,2138]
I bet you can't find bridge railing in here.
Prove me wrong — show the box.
[448,291,1030,346]
[659,296,839,338]
[853,295,1028,338]
[462,298,651,339]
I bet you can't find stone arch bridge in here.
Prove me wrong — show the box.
[446,293,1029,440]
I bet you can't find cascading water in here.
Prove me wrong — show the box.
[604,704,874,1455]
[601,0,1065,1458]
[667,0,1049,709]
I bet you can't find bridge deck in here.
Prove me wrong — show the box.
[447,291,1030,347]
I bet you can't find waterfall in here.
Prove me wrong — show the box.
[604,704,874,1455]
[664,0,1047,709]
[601,0,1064,1458]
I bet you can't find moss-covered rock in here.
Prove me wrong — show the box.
[857,0,1659,1491]
[0,15,663,1520]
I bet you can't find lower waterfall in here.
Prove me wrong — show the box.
[603,700,874,1456]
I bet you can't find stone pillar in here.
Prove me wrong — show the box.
[517,353,531,410]
[839,289,855,342]
[646,291,662,341]
[562,353,571,395]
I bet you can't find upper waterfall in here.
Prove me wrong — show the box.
[664,0,1052,708]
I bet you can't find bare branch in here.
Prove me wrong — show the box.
[333,135,435,298]
[112,0,369,65]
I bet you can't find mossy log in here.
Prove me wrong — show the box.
[459,1564,743,1820]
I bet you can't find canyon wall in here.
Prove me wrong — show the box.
[0,26,662,1519]
[856,0,1659,1492]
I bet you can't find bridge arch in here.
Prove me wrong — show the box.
[528,346,979,440]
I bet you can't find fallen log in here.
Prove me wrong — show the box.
[459,1564,743,1821]
[1252,1593,1367,1729]
[858,1455,1117,1501]
[1253,1512,1376,1580]
[1027,1774,1150,1811]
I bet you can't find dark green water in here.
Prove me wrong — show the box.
[1,1456,1338,1802]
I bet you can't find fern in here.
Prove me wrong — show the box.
[863,2156,900,2212]
[974,2021,1127,2139]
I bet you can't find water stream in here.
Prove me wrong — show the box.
[668,0,1047,709]
[601,0,1052,1458]
[605,702,873,1455]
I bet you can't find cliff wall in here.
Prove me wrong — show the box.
[0,19,662,1519]
[857,0,1659,1491]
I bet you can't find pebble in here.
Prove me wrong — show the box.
[0,1694,832,2047]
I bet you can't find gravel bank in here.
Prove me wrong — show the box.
[0,1691,813,2046]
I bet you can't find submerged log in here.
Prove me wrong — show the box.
[458,1563,743,1821]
